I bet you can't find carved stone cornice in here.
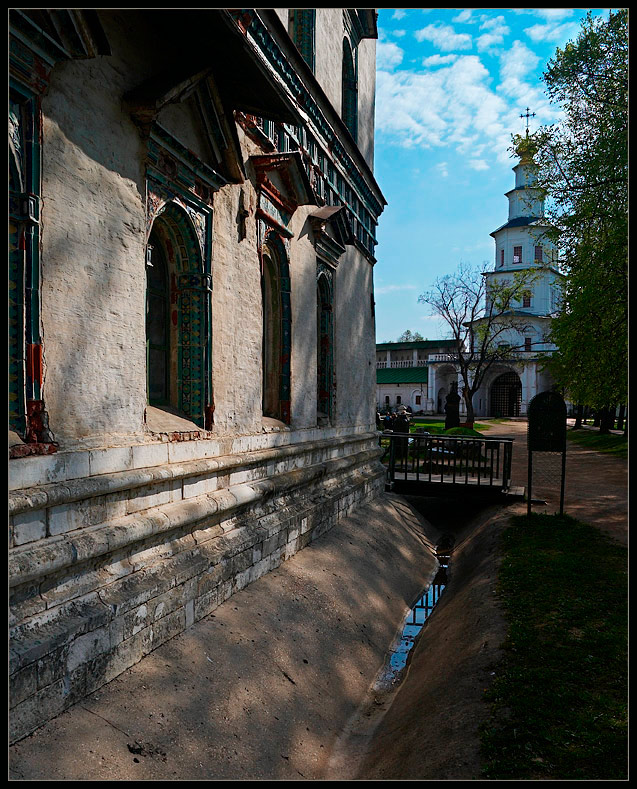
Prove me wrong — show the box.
[251,152,315,214]
[309,206,353,268]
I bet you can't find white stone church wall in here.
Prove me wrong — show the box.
[9,10,384,742]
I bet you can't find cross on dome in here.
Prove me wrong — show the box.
[520,107,536,136]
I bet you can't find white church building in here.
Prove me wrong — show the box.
[428,132,564,418]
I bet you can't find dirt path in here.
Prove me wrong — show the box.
[487,419,627,545]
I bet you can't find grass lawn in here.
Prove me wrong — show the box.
[480,513,627,780]
[566,428,628,460]
[407,418,491,434]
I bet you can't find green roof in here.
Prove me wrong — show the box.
[376,366,428,384]
[376,339,456,351]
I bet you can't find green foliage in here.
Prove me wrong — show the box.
[532,10,628,410]
[511,132,539,163]
[396,329,424,342]
[408,418,489,434]
[443,426,484,437]
[481,513,627,779]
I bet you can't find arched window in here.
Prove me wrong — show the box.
[261,236,291,423]
[316,270,334,422]
[10,89,41,441]
[9,125,25,436]
[289,9,315,72]
[145,202,210,427]
[342,39,358,142]
[146,230,170,406]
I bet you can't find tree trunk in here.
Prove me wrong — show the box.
[464,391,475,427]
[599,406,614,435]
[574,403,583,429]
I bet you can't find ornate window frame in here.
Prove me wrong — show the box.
[145,125,221,429]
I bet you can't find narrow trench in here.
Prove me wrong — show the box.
[325,496,497,780]
[374,546,451,692]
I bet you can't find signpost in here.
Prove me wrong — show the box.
[527,391,567,516]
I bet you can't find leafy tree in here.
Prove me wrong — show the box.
[396,329,424,342]
[528,10,628,432]
[418,261,539,425]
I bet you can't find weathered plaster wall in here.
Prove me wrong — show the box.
[356,37,377,169]
[334,246,376,428]
[157,98,212,164]
[287,206,322,430]
[10,7,384,743]
[315,9,346,113]
[40,54,148,446]
[208,159,264,436]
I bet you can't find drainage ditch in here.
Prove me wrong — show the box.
[374,547,451,692]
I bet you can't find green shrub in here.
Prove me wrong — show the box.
[443,426,484,437]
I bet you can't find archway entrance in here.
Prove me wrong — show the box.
[490,372,522,417]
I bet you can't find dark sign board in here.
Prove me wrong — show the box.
[527,391,567,452]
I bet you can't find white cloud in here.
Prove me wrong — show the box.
[392,29,406,38]
[479,15,509,32]
[453,10,473,24]
[375,12,570,166]
[499,40,540,83]
[377,40,404,71]
[376,55,509,154]
[414,23,472,52]
[423,54,458,67]
[436,161,449,178]
[535,9,574,22]
[497,40,543,109]
[524,20,579,43]
[392,10,406,21]
[476,15,510,52]
[468,158,489,171]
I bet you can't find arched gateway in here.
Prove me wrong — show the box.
[490,371,522,417]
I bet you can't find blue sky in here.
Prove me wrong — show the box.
[372,7,610,343]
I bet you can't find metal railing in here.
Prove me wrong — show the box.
[382,431,514,493]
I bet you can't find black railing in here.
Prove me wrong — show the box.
[382,431,514,494]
